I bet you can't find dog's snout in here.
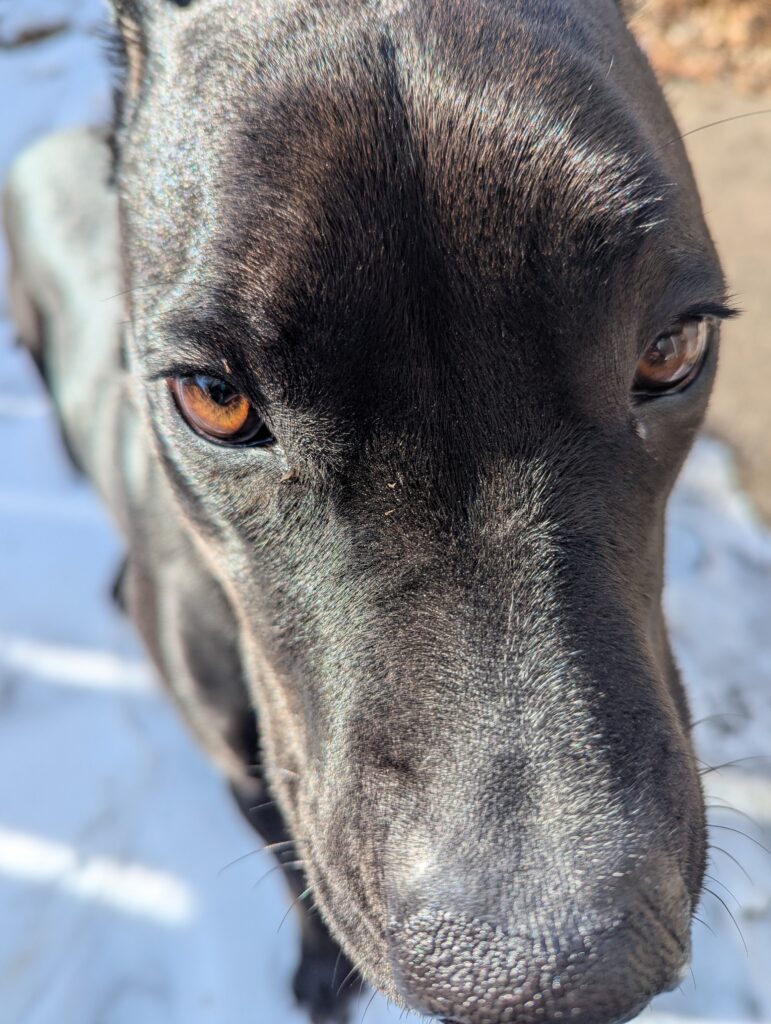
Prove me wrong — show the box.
[386,852,691,1024]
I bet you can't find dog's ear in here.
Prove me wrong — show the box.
[111,1,146,110]
[109,1,194,124]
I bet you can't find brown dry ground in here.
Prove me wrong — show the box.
[627,3,771,520]
[630,0,771,94]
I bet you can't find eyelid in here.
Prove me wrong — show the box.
[636,308,728,362]
[149,365,271,417]
[657,305,738,338]
[677,302,740,322]
[146,363,229,384]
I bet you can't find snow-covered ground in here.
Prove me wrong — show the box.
[0,4,769,1023]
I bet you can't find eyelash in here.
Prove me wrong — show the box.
[151,363,266,405]
[149,363,227,384]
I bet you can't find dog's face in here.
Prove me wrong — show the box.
[114,1,732,1020]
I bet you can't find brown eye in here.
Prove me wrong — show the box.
[168,375,273,446]
[633,317,716,396]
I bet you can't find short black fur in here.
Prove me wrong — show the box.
[4,1,733,1022]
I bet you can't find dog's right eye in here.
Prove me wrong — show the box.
[632,316,717,397]
[167,375,274,447]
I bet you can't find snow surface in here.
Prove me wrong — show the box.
[0,5,769,1023]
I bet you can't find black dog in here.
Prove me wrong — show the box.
[5,1,736,1022]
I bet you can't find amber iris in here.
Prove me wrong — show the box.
[634,317,715,395]
[168,375,271,445]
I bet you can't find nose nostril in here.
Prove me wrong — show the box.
[389,899,689,1024]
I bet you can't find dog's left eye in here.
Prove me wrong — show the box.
[633,317,716,397]
[167,374,274,446]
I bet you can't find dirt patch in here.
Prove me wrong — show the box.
[627,0,771,93]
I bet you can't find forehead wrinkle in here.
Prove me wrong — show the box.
[218,18,672,332]
[195,27,678,438]
[396,28,672,268]
[139,303,286,398]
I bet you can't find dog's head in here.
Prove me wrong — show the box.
[112,1,733,1020]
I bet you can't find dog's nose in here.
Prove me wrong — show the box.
[387,854,690,1024]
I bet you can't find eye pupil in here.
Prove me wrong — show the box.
[650,335,678,364]
[168,374,274,447]
[198,375,239,408]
